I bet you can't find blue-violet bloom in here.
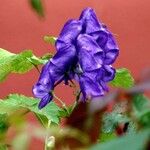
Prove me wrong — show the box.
[33,7,119,109]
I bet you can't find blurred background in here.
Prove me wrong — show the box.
[0,0,150,149]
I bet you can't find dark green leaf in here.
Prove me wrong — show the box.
[90,129,150,150]
[0,114,9,141]
[0,94,61,124]
[30,0,44,17]
[110,68,134,88]
[0,114,9,135]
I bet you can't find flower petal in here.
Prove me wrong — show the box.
[38,94,53,109]
[103,34,119,64]
[51,44,77,73]
[79,74,104,99]
[96,30,108,48]
[79,8,101,34]
[33,61,54,99]
[56,19,82,49]
[102,65,116,82]
[104,49,119,65]
[33,42,77,108]
[77,34,104,71]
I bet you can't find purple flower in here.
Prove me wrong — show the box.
[33,7,119,109]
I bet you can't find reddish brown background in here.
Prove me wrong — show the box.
[0,0,150,149]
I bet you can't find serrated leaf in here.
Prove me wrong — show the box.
[30,0,44,17]
[110,68,134,88]
[90,129,150,150]
[0,94,61,124]
[102,112,130,133]
[0,48,45,82]
[43,36,57,45]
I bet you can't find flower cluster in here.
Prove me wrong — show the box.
[33,8,119,109]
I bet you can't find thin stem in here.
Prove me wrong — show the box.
[53,93,69,115]
[75,90,81,102]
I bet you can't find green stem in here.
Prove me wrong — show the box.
[53,93,69,115]
[44,120,51,150]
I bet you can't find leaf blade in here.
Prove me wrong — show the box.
[110,68,134,88]
[0,94,61,124]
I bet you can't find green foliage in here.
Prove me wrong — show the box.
[0,144,8,150]
[102,112,129,133]
[90,129,150,150]
[133,94,150,127]
[43,36,57,45]
[0,94,61,124]
[0,48,47,82]
[0,114,9,135]
[40,53,53,64]
[111,68,134,88]
[99,132,117,143]
[29,0,44,17]
[0,114,9,142]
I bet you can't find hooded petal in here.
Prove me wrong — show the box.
[103,33,119,65]
[79,74,104,100]
[104,49,119,65]
[79,8,101,34]
[102,65,116,82]
[77,34,104,71]
[56,19,82,50]
[96,30,108,48]
[51,44,77,73]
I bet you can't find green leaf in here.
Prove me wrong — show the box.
[40,53,53,64]
[90,129,150,150]
[0,114,9,135]
[35,113,49,128]
[133,94,150,112]
[30,0,44,17]
[0,144,8,150]
[0,94,61,124]
[0,114,9,141]
[99,132,117,143]
[102,112,130,133]
[110,68,134,88]
[0,48,45,82]
[133,94,150,127]
[43,36,57,45]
